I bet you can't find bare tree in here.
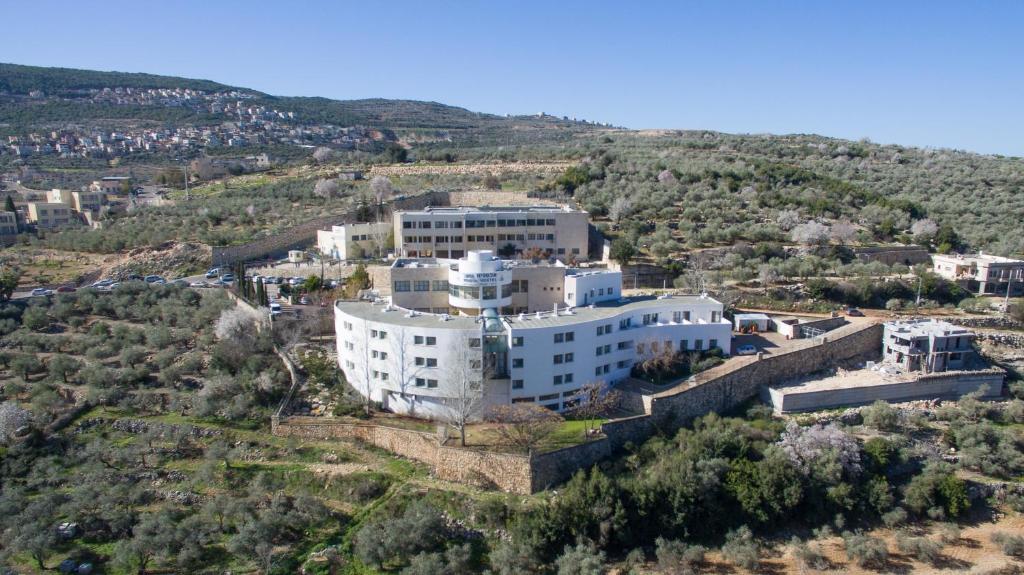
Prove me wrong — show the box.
[369,216,391,259]
[911,218,938,241]
[312,147,336,164]
[777,209,801,231]
[369,176,393,206]
[566,381,620,437]
[313,178,340,199]
[608,196,634,226]
[215,306,268,343]
[829,219,858,244]
[486,404,563,454]
[791,221,831,245]
[443,343,485,446]
[388,327,419,415]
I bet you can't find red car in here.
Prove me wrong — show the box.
[56,285,77,293]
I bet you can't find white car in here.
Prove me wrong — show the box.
[735,344,758,356]
[31,288,52,297]
[269,303,283,317]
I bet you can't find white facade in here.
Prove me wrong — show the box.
[394,205,590,262]
[317,222,391,260]
[335,251,732,419]
[932,252,1024,296]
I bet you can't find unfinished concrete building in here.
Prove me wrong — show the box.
[882,319,976,373]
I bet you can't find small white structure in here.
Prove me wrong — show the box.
[932,252,1024,297]
[287,250,306,263]
[317,222,390,260]
[733,313,771,333]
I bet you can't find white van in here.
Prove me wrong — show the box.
[269,303,283,317]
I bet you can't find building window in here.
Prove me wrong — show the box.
[679,340,688,351]
[554,333,564,343]
[512,336,524,347]
[415,378,426,387]
[619,318,631,330]
[572,248,580,255]
[553,375,563,385]
[554,354,564,364]
[414,335,424,344]
[414,280,430,292]
[539,393,559,401]
[617,360,630,369]
[482,286,497,299]
[370,330,378,338]
[565,332,574,342]
[694,339,703,350]
[378,331,387,339]
[427,379,438,388]
[565,353,574,363]
[564,373,574,383]
[672,311,683,323]
[596,346,604,356]
[415,357,437,367]
[712,311,721,323]
[618,340,632,350]
[394,281,411,292]
[432,280,448,291]
[469,338,481,348]
[380,372,389,381]
[709,339,718,350]
[512,379,524,389]
[512,358,524,368]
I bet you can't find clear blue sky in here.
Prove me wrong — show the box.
[4,1,1022,156]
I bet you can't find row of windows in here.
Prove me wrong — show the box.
[393,280,449,292]
[552,331,575,343]
[415,378,439,388]
[414,357,438,367]
[449,284,512,300]
[552,352,575,364]
[403,218,560,230]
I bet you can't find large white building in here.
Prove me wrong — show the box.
[335,250,732,419]
[317,222,390,260]
[393,205,590,262]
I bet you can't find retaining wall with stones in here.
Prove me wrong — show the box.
[271,416,533,493]
[212,190,450,266]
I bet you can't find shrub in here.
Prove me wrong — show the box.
[991,532,1024,557]
[935,523,961,545]
[655,537,705,575]
[721,526,759,571]
[881,507,908,528]
[555,542,605,575]
[843,532,889,568]
[791,536,829,570]
[895,533,941,564]
[862,400,899,431]
[353,501,448,569]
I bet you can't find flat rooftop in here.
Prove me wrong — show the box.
[885,318,973,338]
[934,252,1023,265]
[396,205,582,215]
[336,293,723,330]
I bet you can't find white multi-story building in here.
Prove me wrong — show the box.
[932,252,1024,297]
[317,222,390,260]
[393,205,590,262]
[335,250,732,419]
[883,319,976,373]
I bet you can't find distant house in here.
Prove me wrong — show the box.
[337,170,363,181]
[47,189,105,213]
[932,252,1024,297]
[317,222,390,260]
[92,176,131,195]
[0,211,18,245]
[26,202,73,230]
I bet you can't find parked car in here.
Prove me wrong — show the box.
[219,273,235,284]
[31,288,52,297]
[172,279,189,287]
[206,268,221,279]
[298,295,311,305]
[91,279,114,288]
[735,344,758,356]
[289,277,304,286]
[144,275,165,284]
[190,281,211,288]
[56,285,77,293]
[845,307,864,317]
[269,303,283,317]
[127,274,144,281]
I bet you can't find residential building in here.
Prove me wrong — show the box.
[882,319,976,373]
[0,211,17,245]
[316,222,391,260]
[335,250,732,419]
[393,205,590,262]
[91,176,131,195]
[932,252,1024,296]
[25,202,73,230]
[47,189,104,213]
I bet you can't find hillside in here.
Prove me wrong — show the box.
[0,63,603,139]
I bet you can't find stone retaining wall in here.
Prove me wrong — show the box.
[271,416,533,493]
[212,190,450,266]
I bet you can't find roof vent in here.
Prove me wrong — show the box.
[439,314,449,322]
[518,313,526,321]
[405,310,418,318]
